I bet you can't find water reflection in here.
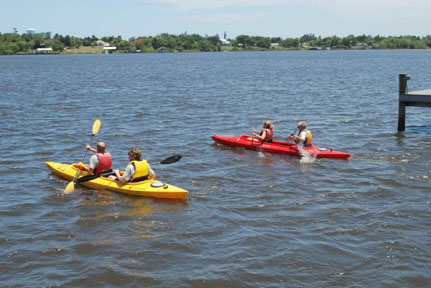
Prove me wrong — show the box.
[79,191,188,240]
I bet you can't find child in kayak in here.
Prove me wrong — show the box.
[252,120,274,143]
[288,121,312,147]
[110,147,156,184]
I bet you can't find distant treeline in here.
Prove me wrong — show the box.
[1,31,431,55]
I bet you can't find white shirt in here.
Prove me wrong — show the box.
[295,130,307,145]
[89,154,99,169]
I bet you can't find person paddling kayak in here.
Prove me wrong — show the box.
[82,142,112,174]
[252,120,274,143]
[110,147,156,184]
[288,121,312,147]
[76,142,112,184]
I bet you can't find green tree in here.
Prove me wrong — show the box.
[300,34,316,43]
[17,41,30,52]
[118,40,130,52]
[271,37,281,43]
[281,38,299,48]
[64,35,71,47]
[236,35,250,46]
[198,38,212,52]
[46,39,64,51]
[40,32,51,40]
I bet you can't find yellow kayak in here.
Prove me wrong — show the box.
[45,161,188,200]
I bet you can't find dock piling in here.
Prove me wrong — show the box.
[398,74,407,131]
[397,74,431,131]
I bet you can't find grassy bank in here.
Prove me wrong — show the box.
[63,46,103,54]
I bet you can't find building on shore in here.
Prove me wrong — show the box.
[103,46,116,54]
[270,43,280,49]
[95,40,110,47]
[130,38,147,45]
[220,39,231,46]
[301,42,309,49]
[129,38,147,52]
[36,47,53,54]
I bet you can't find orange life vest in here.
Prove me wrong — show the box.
[95,152,112,173]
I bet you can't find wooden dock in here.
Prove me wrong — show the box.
[398,74,431,131]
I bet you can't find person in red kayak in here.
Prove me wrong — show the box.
[288,121,312,147]
[82,142,112,174]
[110,147,156,184]
[252,120,274,143]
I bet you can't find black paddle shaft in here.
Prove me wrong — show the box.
[160,154,182,164]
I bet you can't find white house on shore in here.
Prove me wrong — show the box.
[103,46,117,54]
[95,40,110,47]
[220,38,231,46]
[36,47,53,54]
[270,43,280,49]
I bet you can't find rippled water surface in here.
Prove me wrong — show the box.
[1,51,430,287]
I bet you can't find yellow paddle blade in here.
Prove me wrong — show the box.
[92,119,101,135]
[64,181,75,194]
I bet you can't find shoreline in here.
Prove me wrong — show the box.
[4,47,430,56]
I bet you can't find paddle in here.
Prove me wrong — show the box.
[251,126,255,145]
[159,154,182,164]
[76,154,183,184]
[64,119,101,194]
[285,128,297,143]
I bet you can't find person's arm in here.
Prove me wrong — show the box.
[288,131,295,140]
[148,165,156,179]
[115,164,134,184]
[83,154,98,173]
[86,144,97,153]
[113,169,128,184]
[253,130,266,140]
[289,131,305,143]
[83,166,92,173]
[287,135,298,143]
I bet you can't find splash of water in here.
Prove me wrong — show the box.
[257,151,266,158]
[298,144,317,163]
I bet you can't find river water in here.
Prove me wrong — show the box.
[0,50,430,287]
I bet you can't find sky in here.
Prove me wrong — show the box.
[1,0,430,39]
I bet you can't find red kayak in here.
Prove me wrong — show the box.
[211,135,350,159]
